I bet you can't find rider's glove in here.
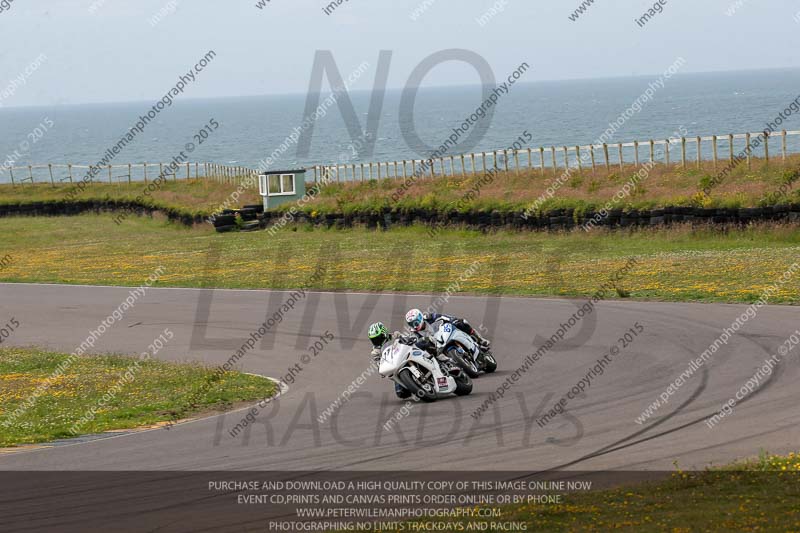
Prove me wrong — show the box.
[415,338,437,357]
[370,348,381,361]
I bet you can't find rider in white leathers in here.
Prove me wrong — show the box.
[404,309,490,349]
[368,322,439,399]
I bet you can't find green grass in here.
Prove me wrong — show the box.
[289,158,800,217]
[0,214,798,303]
[0,347,276,447]
[0,179,261,219]
[2,158,798,223]
[398,453,800,532]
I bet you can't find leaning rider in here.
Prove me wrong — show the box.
[404,308,490,348]
[368,322,438,399]
[368,322,438,361]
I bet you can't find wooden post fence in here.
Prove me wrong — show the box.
[539,147,545,176]
[729,134,734,163]
[5,131,800,190]
[680,137,687,169]
[712,136,718,169]
[696,137,701,169]
[746,132,752,169]
[782,130,787,161]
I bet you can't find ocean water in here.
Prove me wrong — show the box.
[1,68,800,184]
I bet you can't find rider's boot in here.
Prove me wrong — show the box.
[471,328,491,348]
[395,382,412,399]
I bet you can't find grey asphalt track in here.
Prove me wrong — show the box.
[1,282,799,471]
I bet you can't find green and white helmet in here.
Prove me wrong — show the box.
[368,322,389,348]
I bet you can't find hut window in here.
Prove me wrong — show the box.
[281,174,295,194]
[268,175,281,194]
[267,174,295,195]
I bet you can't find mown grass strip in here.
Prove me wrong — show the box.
[0,214,799,303]
[0,347,276,447]
[400,453,800,532]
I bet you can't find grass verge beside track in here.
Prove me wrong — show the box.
[400,453,800,532]
[0,214,798,303]
[0,347,277,447]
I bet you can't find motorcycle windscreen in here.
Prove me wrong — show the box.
[378,343,403,376]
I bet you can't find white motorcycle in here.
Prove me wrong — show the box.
[432,320,497,378]
[379,337,472,402]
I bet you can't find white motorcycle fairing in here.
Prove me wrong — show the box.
[432,320,481,364]
[378,339,457,395]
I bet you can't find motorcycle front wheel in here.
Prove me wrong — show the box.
[481,351,498,373]
[454,372,473,396]
[446,346,480,378]
[397,368,437,402]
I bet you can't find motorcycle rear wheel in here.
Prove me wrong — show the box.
[397,368,437,402]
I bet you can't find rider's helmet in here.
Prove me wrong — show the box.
[405,309,425,331]
[368,322,389,348]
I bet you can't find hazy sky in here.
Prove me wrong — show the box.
[1,0,799,107]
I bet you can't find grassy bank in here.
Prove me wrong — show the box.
[0,180,261,219]
[295,157,800,217]
[0,214,798,303]
[398,453,800,532]
[0,347,276,447]
[1,158,798,223]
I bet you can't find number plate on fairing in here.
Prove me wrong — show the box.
[381,346,394,363]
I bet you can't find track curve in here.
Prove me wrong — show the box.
[1,282,798,471]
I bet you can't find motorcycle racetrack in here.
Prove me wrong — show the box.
[1,282,798,472]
